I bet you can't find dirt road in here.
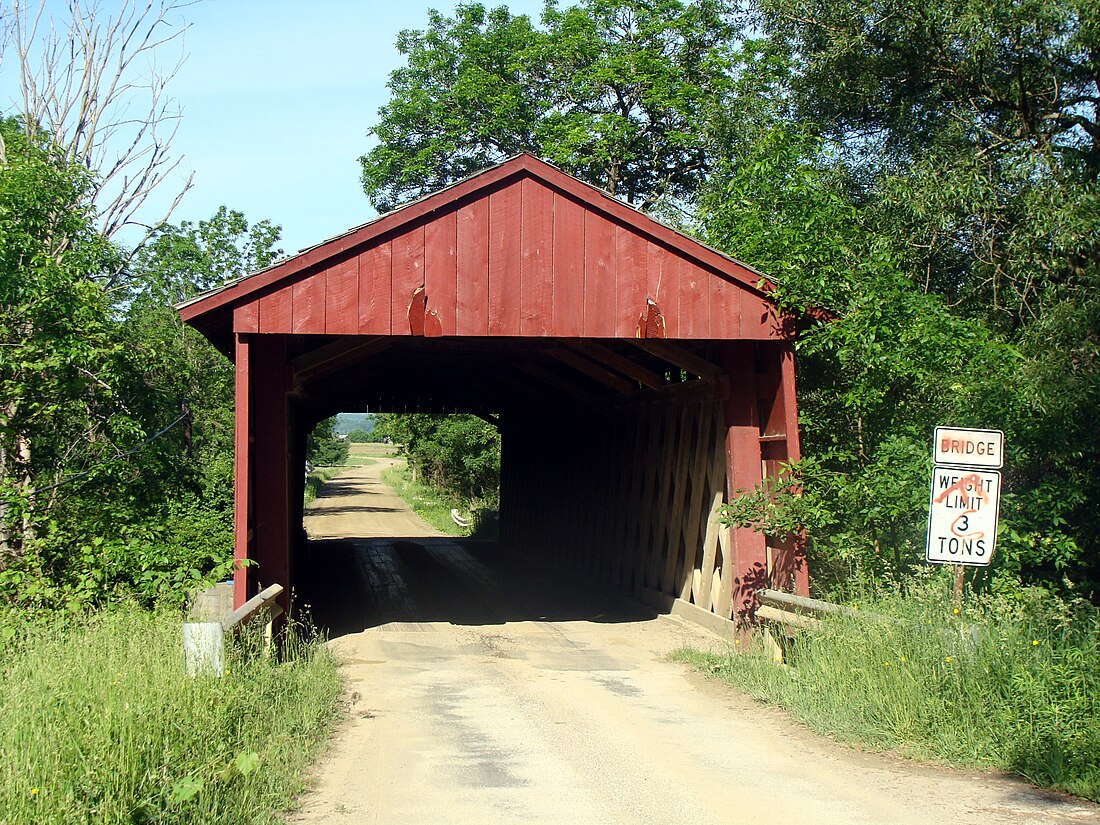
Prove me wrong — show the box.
[292,461,1099,824]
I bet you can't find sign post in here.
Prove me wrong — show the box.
[926,427,1004,607]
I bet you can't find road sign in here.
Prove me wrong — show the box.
[933,426,1004,469]
[926,467,1001,566]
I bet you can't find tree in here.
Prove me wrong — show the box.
[361,0,737,213]
[0,118,120,563]
[373,414,500,504]
[8,0,194,271]
[704,1,1100,592]
[113,208,283,601]
[362,0,1100,596]
[307,418,349,468]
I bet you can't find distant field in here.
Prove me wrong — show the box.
[349,442,398,458]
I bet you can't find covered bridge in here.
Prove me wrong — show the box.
[178,154,808,627]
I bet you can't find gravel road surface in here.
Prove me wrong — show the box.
[291,460,1100,825]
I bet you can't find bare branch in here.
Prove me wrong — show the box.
[7,0,195,254]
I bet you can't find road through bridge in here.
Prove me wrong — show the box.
[287,459,1096,825]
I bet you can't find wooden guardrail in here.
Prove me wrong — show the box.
[183,584,284,677]
[755,588,862,631]
[221,583,284,634]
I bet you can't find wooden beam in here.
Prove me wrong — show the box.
[515,362,595,402]
[290,335,385,370]
[545,347,636,395]
[565,341,665,389]
[628,339,724,380]
[294,337,391,383]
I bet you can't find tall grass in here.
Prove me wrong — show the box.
[303,465,342,505]
[380,462,467,537]
[0,607,341,824]
[674,573,1100,801]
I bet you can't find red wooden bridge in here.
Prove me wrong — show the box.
[179,154,808,624]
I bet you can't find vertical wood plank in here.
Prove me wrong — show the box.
[391,226,425,334]
[780,343,802,463]
[661,404,692,594]
[488,185,522,335]
[233,333,251,609]
[457,197,490,336]
[678,257,710,338]
[425,210,458,336]
[723,341,767,618]
[679,404,713,601]
[233,302,258,334]
[358,243,392,335]
[716,522,733,618]
[616,228,647,337]
[325,255,359,335]
[552,193,584,336]
[741,292,777,339]
[710,274,742,339]
[520,177,553,336]
[646,240,678,336]
[292,271,326,333]
[258,285,293,333]
[583,211,616,337]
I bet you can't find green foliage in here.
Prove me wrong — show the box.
[373,413,500,505]
[692,1,1100,594]
[304,465,343,507]
[0,118,125,556]
[307,417,349,468]
[0,182,282,609]
[0,607,341,823]
[361,0,735,212]
[674,573,1100,801]
[364,0,1100,596]
[380,463,469,537]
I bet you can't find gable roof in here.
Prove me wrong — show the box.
[179,153,784,352]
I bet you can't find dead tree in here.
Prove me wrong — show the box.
[9,0,195,279]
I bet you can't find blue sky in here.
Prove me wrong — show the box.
[4,0,549,255]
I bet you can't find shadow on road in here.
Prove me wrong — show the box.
[296,537,658,639]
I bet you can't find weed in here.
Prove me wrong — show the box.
[381,462,468,537]
[303,465,343,505]
[0,607,341,824]
[673,573,1100,802]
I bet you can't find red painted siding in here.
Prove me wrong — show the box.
[221,174,784,342]
[615,225,646,337]
[583,210,616,337]
[488,185,522,336]
[391,227,424,334]
[234,302,258,334]
[258,285,293,333]
[520,177,553,336]
[425,209,458,336]
[457,198,490,335]
[325,255,359,335]
[358,243,392,335]
[710,273,741,339]
[552,193,585,336]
